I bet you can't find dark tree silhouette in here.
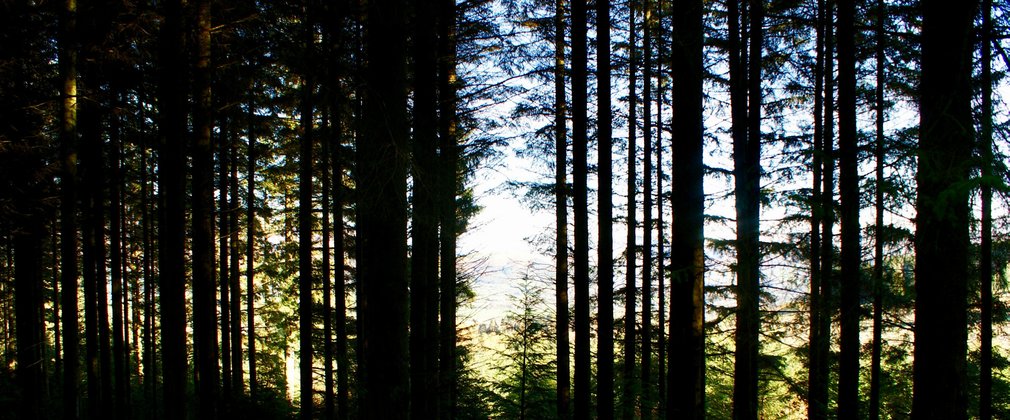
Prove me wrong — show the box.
[912,0,978,418]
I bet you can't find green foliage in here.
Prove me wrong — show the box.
[491,272,557,419]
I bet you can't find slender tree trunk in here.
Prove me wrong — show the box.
[655,1,667,412]
[298,4,316,417]
[597,0,614,416]
[807,0,826,415]
[622,3,638,418]
[912,0,977,418]
[158,0,190,416]
[16,216,46,420]
[817,2,836,416]
[979,1,994,419]
[668,0,705,416]
[360,0,409,415]
[868,0,886,417]
[837,0,861,415]
[140,107,156,419]
[438,0,459,415]
[109,100,127,417]
[192,0,220,415]
[246,98,258,400]
[411,1,440,417]
[229,131,243,394]
[220,119,233,400]
[52,222,62,399]
[325,4,350,413]
[555,0,571,417]
[641,1,654,413]
[732,0,762,416]
[571,0,590,416]
[321,107,334,420]
[58,0,81,413]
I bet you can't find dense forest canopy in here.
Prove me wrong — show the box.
[0,0,1008,418]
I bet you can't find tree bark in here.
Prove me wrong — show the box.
[807,0,826,415]
[246,97,259,401]
[438,0,460,412]
[869,0,886,417]
[16,216,46,420]
[641,0,654,412]
[298,4,316,417]
[623,3,638,418]
[837,0,861,415]
[411,1,441,417]
[58,0,81,413]
[571,0,590,416]
[220,119,233,400]
[912,0,978,418]
[668,0,706,416]
[555,0,571,417]
[979,0,994,418]
[360,0,410,415]
[158,0,190,416]
[733,0,762,416]
[597,0,615,416]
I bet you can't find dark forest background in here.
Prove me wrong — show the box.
[0,0,1005,418]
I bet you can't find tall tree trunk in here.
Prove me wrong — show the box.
[220,120,233,400]
[438,0,460,416]
[158,0,190,416]
[837,0,860,415]
[571,0,590,416]
[979,0,994,418]
[411,1,440,417]
[807,0,826,416]
[58,0,81,413]
[597,0,614,416]
[360,0,409,415]
[868,0,886,417]
[229,131,243,394]
[669,0,705,416]
[52,222,62,400]
[912,0,977,418]
[655,1,666,413]
[641,0,654,413]
[326,3,350,414]
[80,64,113,414]
[192,0,220,415]
[334,107,349,420]
[733,0,762,416]
[555,0,571,417]
[817,2,836,416]
[622,2,637,418]
[321,107,334,420]
[109,101,127,417]
[298,4,316,417]
[140,105,157,419]
[16,216,46,420]
[246,98,258,400]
